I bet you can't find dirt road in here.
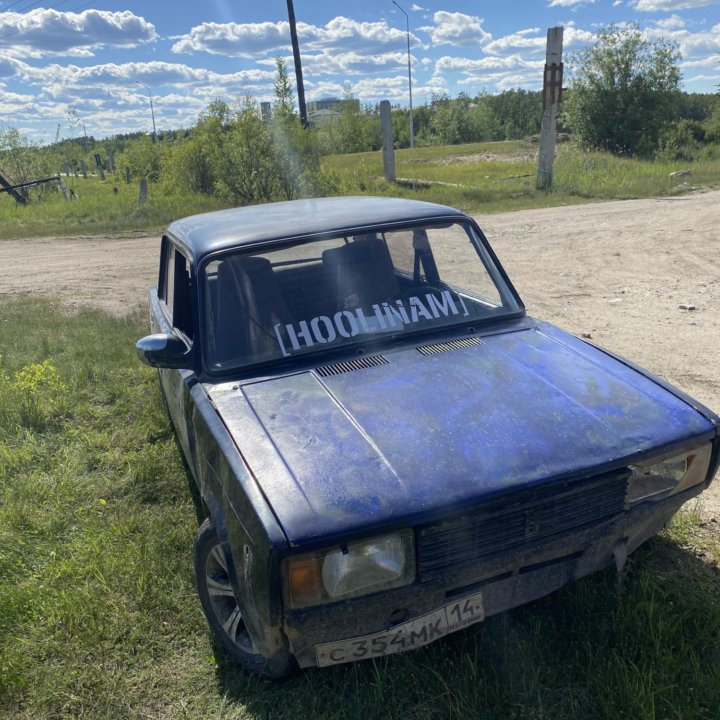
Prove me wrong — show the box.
[1,191,718,512]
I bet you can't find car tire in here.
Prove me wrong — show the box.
[193,518,295,679]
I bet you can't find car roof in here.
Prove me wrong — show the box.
[166,196,468,264]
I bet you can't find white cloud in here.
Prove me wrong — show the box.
[655,14,687,28]
[633,0,720,10]
[419,11,492,47]
[410,4,427,11]
[484,28,549,56]
[681,55,720,67]
[291,51,412,77]
[0,55,22,78]
[20,60,274,93]
[171,21,290,56]
[484,25,594,55]
[434,54,545,92]
[0,89,35,109]
[548,0,595,7]
[435,55,542,72]
[0,9,157,58]
[645,20,720,60]
[683,70,720,84]
[341,74,446,102]
[172,17,415,58]
[307,17,415,52]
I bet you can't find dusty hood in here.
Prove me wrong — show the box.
[207,324,714,546]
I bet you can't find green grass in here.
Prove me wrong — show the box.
[0,175,226,239]
[322,141,720,214]
[4,141,720,239]
[1,297,719,719]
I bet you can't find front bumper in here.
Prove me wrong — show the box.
[283,486,699,668]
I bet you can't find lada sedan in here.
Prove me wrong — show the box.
[136,196,719,678]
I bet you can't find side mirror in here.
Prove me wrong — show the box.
[136,333,194,369]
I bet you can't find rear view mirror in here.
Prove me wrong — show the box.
[136,333,194,369]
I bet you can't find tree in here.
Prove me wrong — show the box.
[119,134,163,182]
[563,25,681,156]
[0,126,52,202]
[274,57,295,117]
[216,97,277,204]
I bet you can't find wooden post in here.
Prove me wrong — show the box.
[0,170,26,204]
[57,177,69,200]
[139,178,147,204]
[380,101,396,182]
[125,167,131,184]
[107,148,115,173]
[537,26,564,190]
[80,160,87,178]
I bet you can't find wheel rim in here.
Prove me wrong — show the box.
[204,541,254,652]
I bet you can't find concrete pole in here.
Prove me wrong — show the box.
[537,26,564,190]
[380,100,396,182]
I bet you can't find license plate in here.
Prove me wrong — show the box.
[314,592,484,667]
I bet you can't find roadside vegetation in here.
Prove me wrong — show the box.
[2,27,720,238]
[1,296,719,719]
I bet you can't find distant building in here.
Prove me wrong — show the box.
[306,97,360,126]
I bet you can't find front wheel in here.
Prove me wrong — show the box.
[193,519,294,678]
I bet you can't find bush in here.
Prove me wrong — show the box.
[658,119,708,161]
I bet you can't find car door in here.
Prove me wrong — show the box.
[155,237,196,467]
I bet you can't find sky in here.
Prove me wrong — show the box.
[0,0,719,143]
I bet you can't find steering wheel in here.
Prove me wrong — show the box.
[396,284,454,303]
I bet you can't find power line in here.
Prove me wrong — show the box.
[0,1,44,14]
[0,0,95,40]
[0,1,68,37]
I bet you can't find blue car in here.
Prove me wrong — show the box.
[136,196,719,678]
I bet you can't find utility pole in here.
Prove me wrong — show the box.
[392,0,414,148]
[537,26,564,190]
[136,81,157,143]
[286,0,308,128]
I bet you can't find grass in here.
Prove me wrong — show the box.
[3,141,720,239]
[322,141,720,215]
[0,174,226,239]
[1,296,719,719]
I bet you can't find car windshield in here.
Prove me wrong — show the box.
[202,220,521,370]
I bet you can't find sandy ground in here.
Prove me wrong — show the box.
[1,192,718,514]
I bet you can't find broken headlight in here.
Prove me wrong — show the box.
[626,443,712,506]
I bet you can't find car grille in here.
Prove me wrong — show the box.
[417,469,629,580]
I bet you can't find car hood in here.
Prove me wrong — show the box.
[207,324,715,547]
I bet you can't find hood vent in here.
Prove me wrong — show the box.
[417,337,484,356]
[315,355,389,377]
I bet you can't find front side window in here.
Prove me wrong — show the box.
[160,239,193,341]
[203,221,521,370]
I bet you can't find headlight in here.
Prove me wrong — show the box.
[627,443,712,506]
[283,531,415,609]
